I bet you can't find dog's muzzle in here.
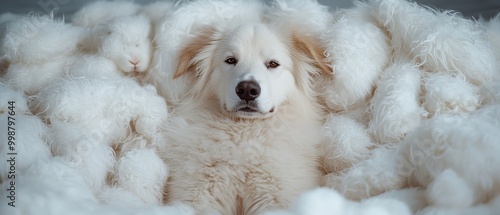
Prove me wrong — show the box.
[235,80,260,112]
[235,80,261,112]
[227,80,275,118]
[235,80,260,102]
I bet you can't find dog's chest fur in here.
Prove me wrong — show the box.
[160,100,323,214]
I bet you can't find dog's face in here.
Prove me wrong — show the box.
[175,23,330,119]
[210,24,296,119]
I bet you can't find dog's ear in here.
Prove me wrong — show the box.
[292,34,332,75]
[173,28,215,79]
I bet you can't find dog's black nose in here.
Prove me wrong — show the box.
[235,80,260,102]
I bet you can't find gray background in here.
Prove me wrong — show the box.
[1,0,500,20]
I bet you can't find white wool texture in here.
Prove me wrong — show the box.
[48,120,116,192]
[2,14,83,64]
[422,72,480,116]
[263,187,412,215]
[0,114,51,180]
[400,104,500,205]
[65,55,123,79]
[0,158,195,215]
[110,136,168,205]
[34,76,167,192]
[0,158,98,215]
[479,81,500,105]
[36,77,168,139]
[71,0,141,27]
[4,58,72,94]
[265,0,332,37]
[321,104,500,208]
[333,100,371,126]
[1,14,83,94]
[139,1,174,25]
[417,195,500,215]
[98,187,144,207]
[320,3,389,111]
[371,0,498,86]
[425,169,474,208]
[371,188,428,213]
[321,114,373,173]
[368,61,426,144]
[322,144,408,200]
[0,82,51,181]
[0,81,29,114]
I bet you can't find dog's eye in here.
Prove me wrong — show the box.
[225,57,238,65]
[267,60,280,69]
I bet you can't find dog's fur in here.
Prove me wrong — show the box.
[159,21,331,214]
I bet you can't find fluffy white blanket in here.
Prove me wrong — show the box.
[1,0,500,214]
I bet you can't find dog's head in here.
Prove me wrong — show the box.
[174,23,330,119]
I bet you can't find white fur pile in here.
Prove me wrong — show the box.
[422,72,480,116]
[0,82,51,180]
[326,104,500,210]
[1,1,172,212]
[2,15,84,94]
[264,0,332,37]
[321,0,500,212]
[372,0,498,86]
[71,1,142,27]
[262,187,414,215]
[33,76,168,196]
[139,1,174,25]
[319,2,390,112]
[320,114,373,173]
[0,158,194,215]
[1,0,500,214]
[368,60,427,143]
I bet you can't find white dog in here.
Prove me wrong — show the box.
[158,19,331,214]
